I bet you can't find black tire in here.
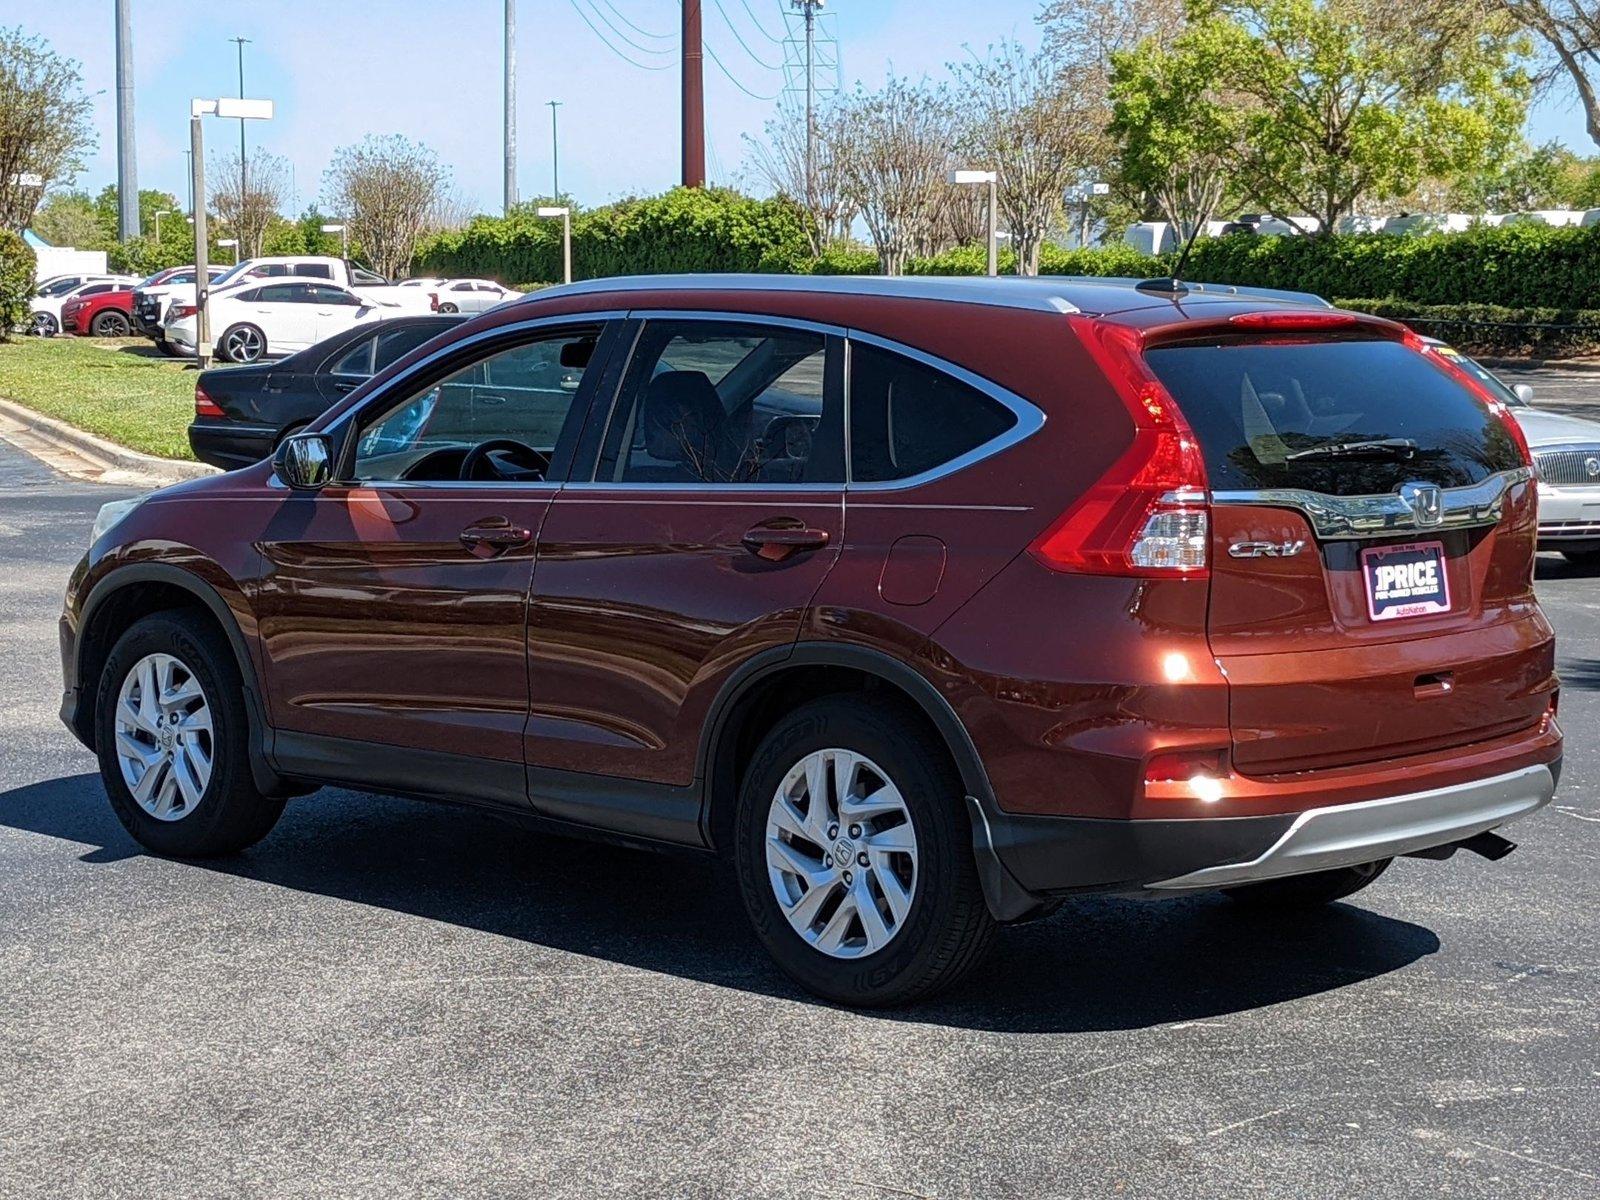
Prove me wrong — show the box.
[734,696,996,1007]
[220,323,267,364]
[94,611,285,857]
[32,312,57,336]
[156,336,181,358]
[1224,858,1391,908]
[91,310,132,337]
[438,301,459,314]
[1560,548,1600,567]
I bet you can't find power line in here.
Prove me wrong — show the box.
[704,39,781,100]
[737,0,785,43]
[581,0,675,56]
[711,0,782,71]
[595,0,674,40]
[566,0,675,69]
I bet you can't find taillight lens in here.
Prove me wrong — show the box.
[428,291,439,311]
[170,303,197,321]
[194,384,224,418]
[1029,317,1210,577]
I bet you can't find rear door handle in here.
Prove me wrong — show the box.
[741,525,830,561]
[460,521,532,554]
[332,378,361,393]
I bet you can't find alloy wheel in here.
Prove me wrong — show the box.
[764,748,919,958]
[224,326,264,362]
[113,652,214,821]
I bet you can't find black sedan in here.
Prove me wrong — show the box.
[187,316,463,469]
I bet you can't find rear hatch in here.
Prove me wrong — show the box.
[1144,327,1552,776]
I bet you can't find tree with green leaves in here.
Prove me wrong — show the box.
[0,27,95,232]
[1109,38,1249,240]
[1181,0,1532,234]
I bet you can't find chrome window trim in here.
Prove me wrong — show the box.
[569,311,1043,492]
[1210,467,1532,539]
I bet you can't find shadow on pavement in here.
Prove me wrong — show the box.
[1,772,1440,1034]
[1537,553,1600,580]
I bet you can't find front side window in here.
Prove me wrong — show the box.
[597,320,842,485]
[352,326,599,483]
[309,284,361,306]
[848,343,1017,483]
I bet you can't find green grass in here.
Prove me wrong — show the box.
[0,336,199,460]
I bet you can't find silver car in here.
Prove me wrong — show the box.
[1430,343,1600,564]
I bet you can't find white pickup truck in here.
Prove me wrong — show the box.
[136,256,428,355]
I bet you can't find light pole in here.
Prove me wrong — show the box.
[536,206,572,284]
[230,37,250,188]
[949,169,999,276]
[217,238,239,265]
[190,96,274,368]
[547,100,563,199]
[321,222,348,259]
[152,209,172,242]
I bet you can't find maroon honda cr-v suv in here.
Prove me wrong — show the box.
[61,274,1562,1005]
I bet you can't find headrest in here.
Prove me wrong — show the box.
[641,370,723,465]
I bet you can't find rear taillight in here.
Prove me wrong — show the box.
[170,303,197,321]
[1028,317,1210,577]
[428,291,439,311]
[194,384,224,418]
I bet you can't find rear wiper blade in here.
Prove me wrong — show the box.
[1285,437,1419,462]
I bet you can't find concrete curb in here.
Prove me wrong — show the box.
[0,397,219,488]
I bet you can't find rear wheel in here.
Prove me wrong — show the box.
[437,301,459,314]
[32,312,57,336]
[156,336,181,357]
[734,696,996,1006]
[94,611,284,857]
[91,310,131,337]
[1224,859,1391,908]
[220,323,267,364]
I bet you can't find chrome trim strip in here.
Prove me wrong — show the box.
[1210,468,1531,539]
[1148,763,1556,890]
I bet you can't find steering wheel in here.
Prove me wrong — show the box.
[459,439,546,482]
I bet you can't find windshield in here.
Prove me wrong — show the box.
[1145,336,1522,496]
[37,278,79,296]
[210,260,256,288]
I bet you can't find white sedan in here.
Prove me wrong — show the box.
[165,277,401,363]
[30,276,139,335]
[428,278,524,314]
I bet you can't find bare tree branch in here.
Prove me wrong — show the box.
[323,135,450,278]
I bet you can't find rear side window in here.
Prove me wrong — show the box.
[848,343,1016,483]
[1145,338,1521,496]
[374,323,450,371]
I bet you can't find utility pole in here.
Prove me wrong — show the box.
[548,100,562,199]
[504,0,517,212]
[114,0,138,241]
[230,37,250,195]
[682,0,704,188]
[791,1,821,214]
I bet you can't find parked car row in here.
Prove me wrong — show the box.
[29,274,140,335]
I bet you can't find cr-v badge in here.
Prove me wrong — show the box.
[1228,539,1307,558]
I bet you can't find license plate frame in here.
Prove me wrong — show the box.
[1362,539,1451,622]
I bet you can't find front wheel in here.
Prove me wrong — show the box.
[220,323,267,363]
[734,697,996,1007]
[1225,859,1391,908]
[95,611,285,857]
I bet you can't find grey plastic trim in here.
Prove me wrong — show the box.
[1147,763,1556,890]
[1210,468,1531,540]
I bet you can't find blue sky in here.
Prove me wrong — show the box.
[21,0,1598,216]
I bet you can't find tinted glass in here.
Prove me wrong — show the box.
[848,343,1016,483]
[296,262,334,279]
[309,284,361,306]
[350,266,386,286]
[255,283,314,303]
[352,327,599,482]
[1433,347,1522,407]
[598,321,842,485]
[1145,337,1522,496]
[329,333,378,377]
[373,323,451,370]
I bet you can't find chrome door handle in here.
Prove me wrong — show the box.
[741,525,830,561]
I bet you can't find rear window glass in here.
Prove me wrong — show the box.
[1145,338,1521,496]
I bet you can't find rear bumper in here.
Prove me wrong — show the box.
[971,736,1561,918]
[1146,761,1557,890]
[187,421,275,470]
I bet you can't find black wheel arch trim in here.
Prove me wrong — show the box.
[72,562,291,796]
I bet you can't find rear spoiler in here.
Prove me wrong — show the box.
[1046,276,1334,309]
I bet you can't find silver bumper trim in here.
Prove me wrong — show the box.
[1148,763,1556,890]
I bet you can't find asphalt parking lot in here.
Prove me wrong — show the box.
[2,379,1598,1197]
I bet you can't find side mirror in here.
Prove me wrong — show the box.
[273,431,333,490]
[1513,383,1535,405]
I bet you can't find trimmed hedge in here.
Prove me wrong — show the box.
[1336,298,1600,358]
[1186,223,1600,311]
[0,229,37,338]
[416,187,813,284]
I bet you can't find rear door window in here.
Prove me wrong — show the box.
[1144,337,1521,496]
[848,343,1016,483]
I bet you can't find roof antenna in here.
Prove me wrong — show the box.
[1136,219,1204,295]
